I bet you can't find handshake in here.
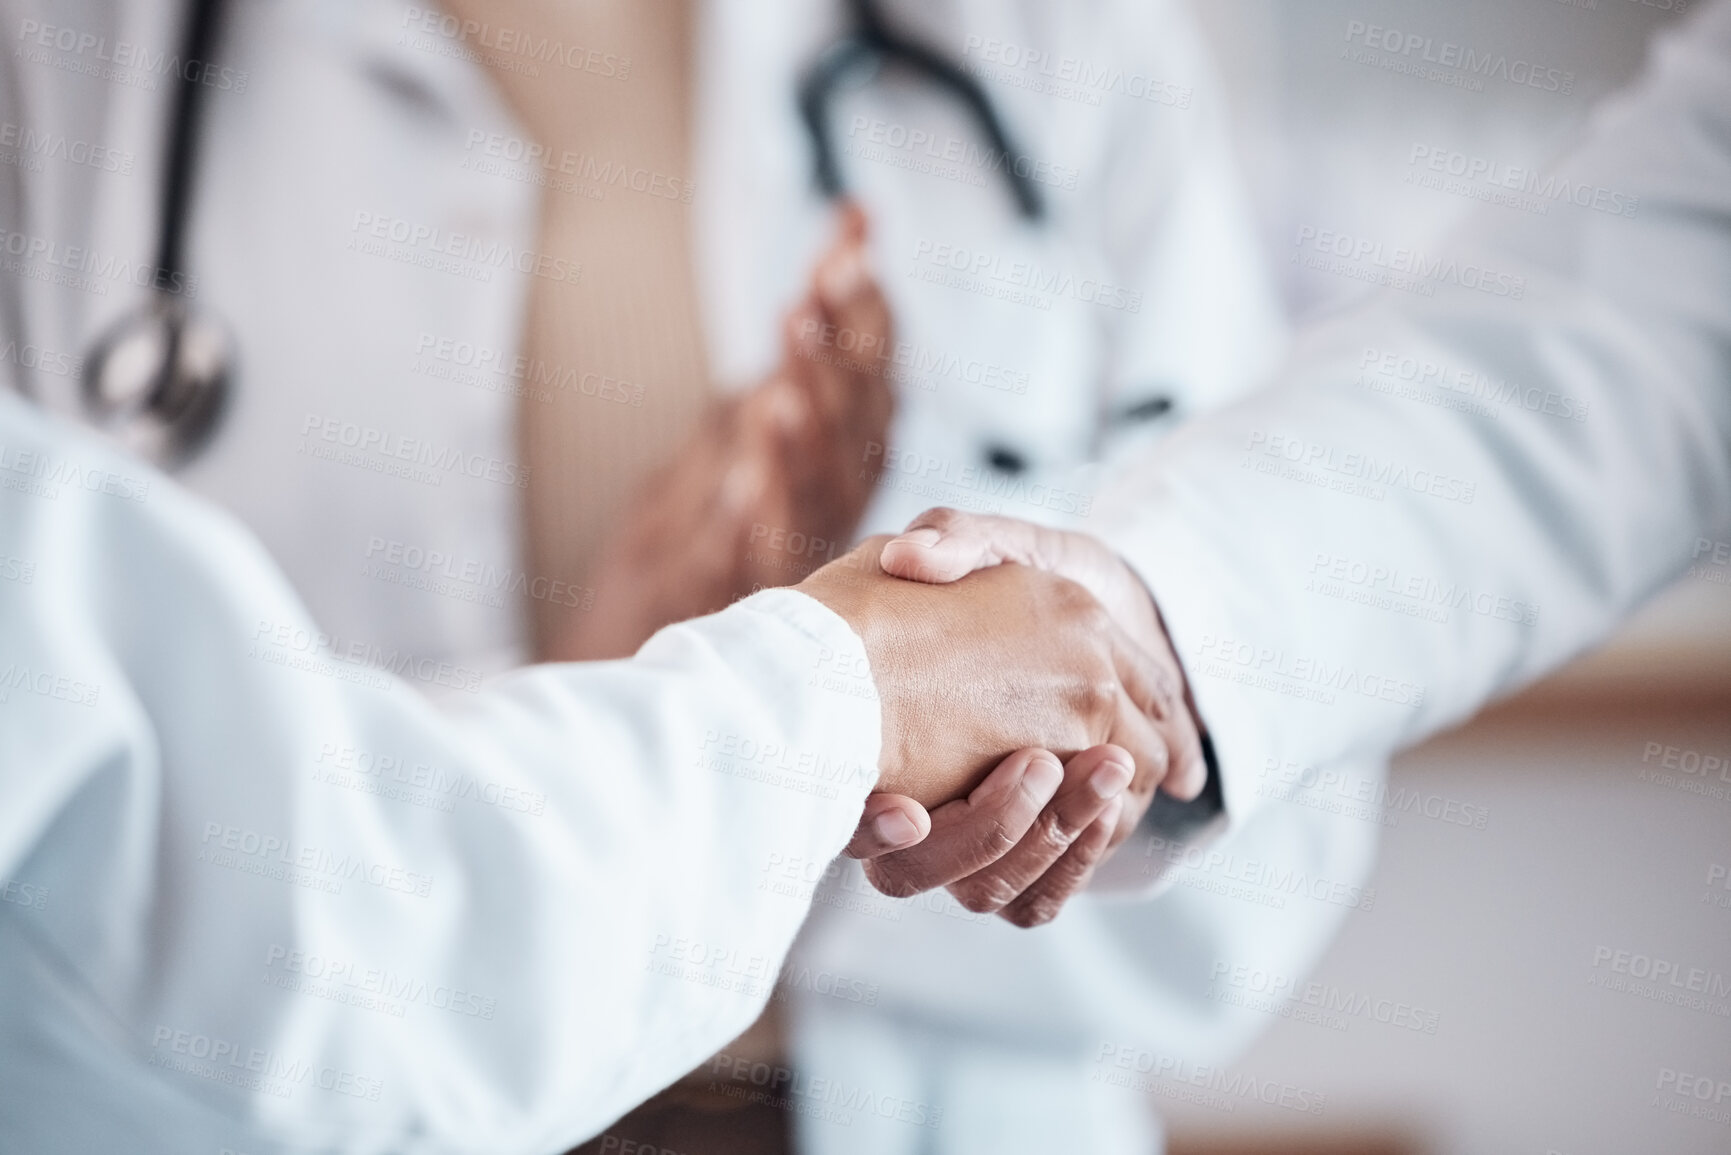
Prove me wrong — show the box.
[797,509,1207,928]
[564,205,1205,927]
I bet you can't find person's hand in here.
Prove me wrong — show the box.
[878,507,1208,808]
[841,509,1208,926]
[844,744,1136,927]
[796,537,1178,814]
[555,204,893,660]
[758,203,895,577]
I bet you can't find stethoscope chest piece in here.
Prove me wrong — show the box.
[82,298,233,465]
[73,0,235,467]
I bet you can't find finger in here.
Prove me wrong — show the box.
[811,209,892,400]
[999,797,1124,929]
[845,795,932,858]
[833,198,869,246]
[1158,697,1210,803]
[815,200,874,312]
[781,302,861,440]
[1103,612,1209,803]
[862,748,1063,898]
[713,389,812,595]
[739,372,811,440]
[1101,625,1177,846]
[879,508,1065,585]
[794,254,893,434]
[946,745,1132,915]
[775,211,892,531]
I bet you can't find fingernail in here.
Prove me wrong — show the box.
[872,809,920,848]
[819,247,867,307]
[1087,758,1133,801]
[1023,753,1063,801]
[895,527,942,549]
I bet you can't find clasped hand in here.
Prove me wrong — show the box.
[799,510,1206,927]
[561,204,1205,927]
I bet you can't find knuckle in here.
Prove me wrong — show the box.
[952,876,1020,914]
[1036,809,1083,851]
[1053,576,1100,618]
[1074,674,1117,720]
[970,819,1019,863]
[1149,666,1182,718]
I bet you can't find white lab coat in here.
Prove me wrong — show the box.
[693,2,1731,1153]
[3,0,1727,1152]
[692,3,1341,1152]
[0,2,888,1151]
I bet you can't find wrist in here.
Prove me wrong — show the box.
[797,547,917,795]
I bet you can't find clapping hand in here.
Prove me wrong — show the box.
[557,204,893,660]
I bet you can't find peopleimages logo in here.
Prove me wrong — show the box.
[1193,631,1426,710]
[299,414,530,490]
[348,211,582,286]
[1358,346,1589,423]
[15,18,250,93]
[1342,20,1576,95]
[1092,1042,1329,1116]
[1293,226,1526,300]
[0,120,133,174]
[959,35,1194,109]
[399,7,631,80]
[1406,144,1638,218]
[909,239,1143,314]
[0,226,196,298]
[1244,429,1478,506]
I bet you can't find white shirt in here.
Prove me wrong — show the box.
[695,2,1731,1153]
[5,0,1728,1151]
[0,2,887,1150]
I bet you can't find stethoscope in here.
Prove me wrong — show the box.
[81,0,233,466]
[797,0,1176,470]
[800,2,1217,815]
[798,0,1045,224]
[85,0,1025,468]
[83,0,1147,468]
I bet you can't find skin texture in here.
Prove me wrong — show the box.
[438,0,1173,927]
[853,508,1210,926]
[856,744,1133,928]
[437,0,718,659]
[796,539,1175,812]
[554,207,894,660]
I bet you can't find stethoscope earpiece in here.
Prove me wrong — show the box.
[82,298,233,465]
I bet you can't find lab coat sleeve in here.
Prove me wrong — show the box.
[0,395,882,1152]
[1093,0,1731,868]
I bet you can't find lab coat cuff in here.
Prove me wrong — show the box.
[729,587,886,795]
[1094,507,1278,852]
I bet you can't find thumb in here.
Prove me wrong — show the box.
[845,794,932,858]
[879,508,1056,584]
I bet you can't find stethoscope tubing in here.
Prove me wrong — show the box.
[798,0,1045,222]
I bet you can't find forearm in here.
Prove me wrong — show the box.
[1098,0,1731,809]
[442,0,715,654]
[0,396,880,1151]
